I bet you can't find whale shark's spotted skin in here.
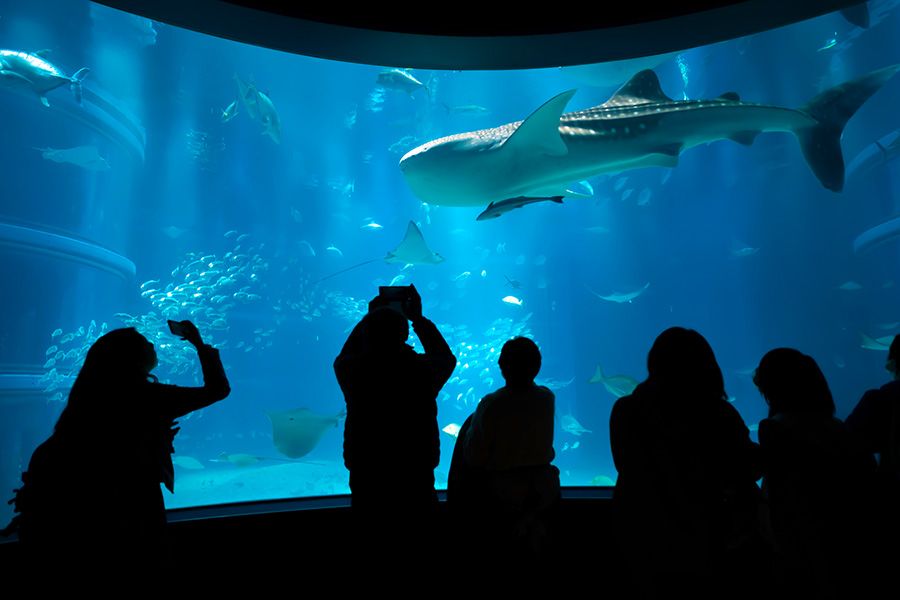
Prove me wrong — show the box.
[400,66,900,208]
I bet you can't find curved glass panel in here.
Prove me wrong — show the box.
[1,1,899,522]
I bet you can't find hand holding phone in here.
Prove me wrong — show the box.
[167,320,202,347]
[377,286,412,317]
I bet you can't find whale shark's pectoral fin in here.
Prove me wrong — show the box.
[502,89,576,157]
[728,131,759,146]
[645,144,682,168]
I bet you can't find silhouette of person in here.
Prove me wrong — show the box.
[754,348,878,599]
[449,336,559,573]
[333,284,455,573]
[2,322,230,578]
[609,327,765,599]
[846,334,900,492]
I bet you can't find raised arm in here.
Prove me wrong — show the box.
[411,316,456,389]
[159,321,230,419]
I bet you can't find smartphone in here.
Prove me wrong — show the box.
[378,286,411,314]
[167,319,186,337]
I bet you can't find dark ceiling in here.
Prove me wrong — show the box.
[95,0,864,69]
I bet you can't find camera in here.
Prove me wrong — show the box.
[167,319,187,337]
[376,285,413,315]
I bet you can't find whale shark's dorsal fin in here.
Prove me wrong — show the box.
[503,89,576,157]
[603,69,673,107]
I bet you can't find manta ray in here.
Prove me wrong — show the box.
[399,64,900,210]
[35,145,110,171]
[384,221,444,266]
[267,407,346,459]
[560,414,592,436]
[315,220,444,282]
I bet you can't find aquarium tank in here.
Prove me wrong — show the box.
[1,1,899,525]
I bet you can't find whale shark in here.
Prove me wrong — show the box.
[399,65,900,208]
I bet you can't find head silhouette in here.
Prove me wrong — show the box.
[498,336,541,386]
[753,348,835,418]
[364,307,409,348]
[888,335,899,378]
[55,328,157,434]
[646,327,726,402]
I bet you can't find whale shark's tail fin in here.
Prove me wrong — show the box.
[798,63,900,192]
[69,67,90,105]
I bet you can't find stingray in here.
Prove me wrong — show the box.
[560,414,592,436]
[588,365,639,399]
[35,145,110,171]
[315,220,444,282]
[267,407,346,459]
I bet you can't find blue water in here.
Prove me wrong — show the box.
[1,1,900,522]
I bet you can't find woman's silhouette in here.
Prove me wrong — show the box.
[609,327,764,598]
[3,321,230,576]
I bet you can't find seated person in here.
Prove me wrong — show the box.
[450,336,559,565]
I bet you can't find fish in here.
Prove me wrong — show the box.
[267,407,345,459]
[591,475,616,486]
[838,281,862,291]
[298,240,316,257]
[212,452,263,467]
[173,456,205,470]
[35,146,110,171]
[860,332,895,351]
[588,365,639,398]
[162,225,188,239]
[234,74,281,144]
[326,245,343,257]
[730,245,759,258]
[220,99,239,122]
[476,196,564,221]
[817,34,839,52]
[361,222,383,230]
[586,282,650,304]
[0,49,89,106]
[442,103,490,115]
[51,328,62,338]
[442,423,462,438]
[376,68,429,98]
[502,295,523,306]
[384,221,444,266]
[399,65,900,207]
[560,414,591,436]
